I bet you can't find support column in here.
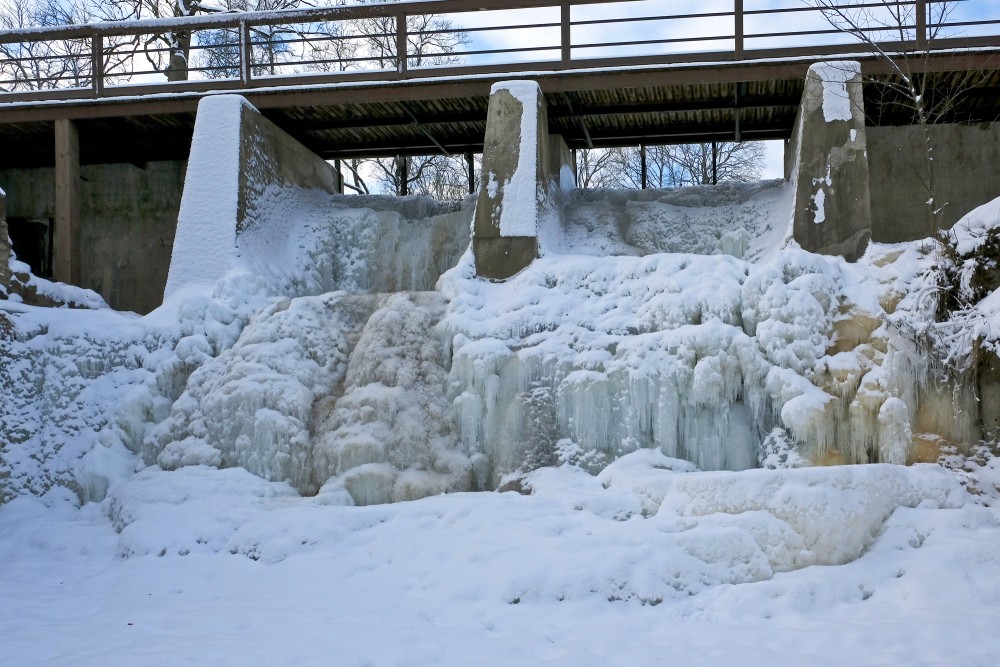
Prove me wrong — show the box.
[473,81,549,280]
[0,186,9,293]
[788,61,871,262]
[54,118,81,285]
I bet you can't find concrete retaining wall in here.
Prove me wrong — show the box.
[0,187,8,294]
[0,162,184,313]
[869,123,1000,243]
[163,94,341,302]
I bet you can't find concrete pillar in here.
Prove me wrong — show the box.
[473,81,549,281]
[788,61,872,261]
[54,118,81,285]
[0,187,8,293]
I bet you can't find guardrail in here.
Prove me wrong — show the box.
[1,0,997,101]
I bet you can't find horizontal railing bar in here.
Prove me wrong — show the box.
[570,10,733,27]
[409,21,561,36]
[0,0,628,44]
[574,34,732,50]
[744,0,912,15]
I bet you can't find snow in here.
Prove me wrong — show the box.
[947,195,1000,256]
[164,95,244,299]
[812,187,826,224]
[2,456,999,666]
[810,61,859,123]
[6,150,1000,663]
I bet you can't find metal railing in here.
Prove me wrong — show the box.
[1,0,997,102]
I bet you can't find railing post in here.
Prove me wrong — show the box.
[91,33,104,97]
[916,0,927,48]
[561,1,571,67]
[240,21,252,85]
[396,13,408,74]
[734,0,744,60]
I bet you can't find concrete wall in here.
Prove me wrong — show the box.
[0,162,185,313]
[164,95,341,301]
[868,123,1000,243]
[0,188,8,293]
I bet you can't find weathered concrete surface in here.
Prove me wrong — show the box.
[977,342,1000,442]
[548,134,576,189]
[164,95,341,301]
[0,162,185,313]
[238,101,341,233]
[788,62,872,262]
[0,188,8,293]
[473,82,549,280]
[54,118,81,287]
[869,122,1000,243]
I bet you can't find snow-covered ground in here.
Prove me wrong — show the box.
[2,460,999,666]
[3,183,1000,665]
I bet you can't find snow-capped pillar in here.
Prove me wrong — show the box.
[788,61,872,262]
[473,81,549,280]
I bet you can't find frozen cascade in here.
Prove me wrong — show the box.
[1,193,474,507]
[439,242,935,486]
[145,291,466,504]
[312,292,468,504]
[7,179,996,509]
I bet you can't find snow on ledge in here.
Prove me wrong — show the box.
[163,94,247,303]
[809,61,859,123]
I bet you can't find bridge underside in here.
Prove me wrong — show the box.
[2,52,1000,169]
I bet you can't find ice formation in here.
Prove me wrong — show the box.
[4,175,998,509]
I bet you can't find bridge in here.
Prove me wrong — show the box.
[2,0,1000,168]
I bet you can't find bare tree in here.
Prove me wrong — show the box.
[807,0,987,236]
[352,0,469,71]
[668,142,767,186]
[0,0,134,90]
[361,154,475,200]
[575,148,618,189]
[576,142,765,190]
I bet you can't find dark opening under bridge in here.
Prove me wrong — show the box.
[2,0,1000,169]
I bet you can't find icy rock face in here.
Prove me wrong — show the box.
[145,291,466,504]
[144,294,360,491]
[440,245,920,486]
[554,180,792,262]
[0,309,179,504]
[211,191,472,306]
[312,292,469,505]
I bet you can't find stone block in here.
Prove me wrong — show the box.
[869,122,1000,242]
[547,134,576,189]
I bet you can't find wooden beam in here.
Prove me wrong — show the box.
[53,118,81,285]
